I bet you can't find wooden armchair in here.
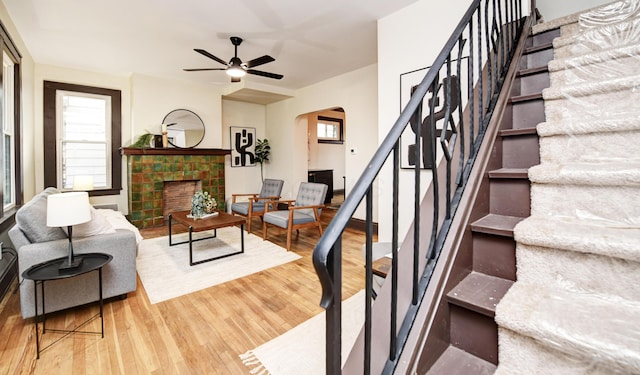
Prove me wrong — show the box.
[231,179,284,232]
[262,182,328,251]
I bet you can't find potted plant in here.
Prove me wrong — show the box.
[255,138,271,181]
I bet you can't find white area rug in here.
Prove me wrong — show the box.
[240,290,365,374]
[136,228,302,304]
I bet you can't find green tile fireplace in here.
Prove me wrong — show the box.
[122,147,230,228]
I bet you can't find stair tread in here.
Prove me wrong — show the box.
[500,127,537,137]
[517,65,549,77]
[471,214,525,237]
[523,42,553,55]
[529,162,640,186]
[549,43,640,73]
[488,168,529,179]
[447,272,514,317]
[427,346,496,375]
[515,215,640,263]
[495,282,640,373]
[538,116,640,137]
[509,92,543,103]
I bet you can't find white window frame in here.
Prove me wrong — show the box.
[2,50,15,210]
[55,90,113,191]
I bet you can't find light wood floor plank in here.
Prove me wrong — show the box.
[0,203,370,374]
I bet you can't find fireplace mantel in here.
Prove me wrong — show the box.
[121,147,231,156]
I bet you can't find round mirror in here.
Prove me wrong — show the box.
[162,109,205,148]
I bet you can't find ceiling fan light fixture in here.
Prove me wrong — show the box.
[227,66,246,78]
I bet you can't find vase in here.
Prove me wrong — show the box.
[191,194,205,218]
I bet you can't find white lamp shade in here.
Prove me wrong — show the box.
[72,175,94,191]
[46,192,92,227]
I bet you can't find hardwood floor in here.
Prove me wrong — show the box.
[0,198,370,374]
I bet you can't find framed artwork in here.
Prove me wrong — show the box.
[399,57,468,169]
[230,127,256,167]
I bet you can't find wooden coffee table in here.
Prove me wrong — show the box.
[168,210,246,266]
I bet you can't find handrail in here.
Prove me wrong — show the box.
[312,0,529,373]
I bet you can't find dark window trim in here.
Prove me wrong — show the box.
[317,115,344,145]
[43,81,122,196]
[0,18,22,227]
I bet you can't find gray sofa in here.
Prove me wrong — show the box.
[9,187,138,319]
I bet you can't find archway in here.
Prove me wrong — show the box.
[298,107,346,207]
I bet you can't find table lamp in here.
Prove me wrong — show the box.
[46,192,92,270]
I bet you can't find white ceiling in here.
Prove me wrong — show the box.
[2,0,418,91]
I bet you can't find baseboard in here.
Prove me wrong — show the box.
[347,217,378,234]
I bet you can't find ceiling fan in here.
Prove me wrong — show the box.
[184,36,283,82]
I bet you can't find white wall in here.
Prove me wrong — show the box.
[130,74,223,148]
[34,64,132,210]
[30,69,223,213]
[537,0,612,21]
[266,64,378,219]
[377,0,471,241]
[308,110,347,193]
[222,99,267,208]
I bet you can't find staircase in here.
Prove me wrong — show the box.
[422,15,558,375]
[495,2,640,374]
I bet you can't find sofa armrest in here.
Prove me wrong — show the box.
[16,229,137,280]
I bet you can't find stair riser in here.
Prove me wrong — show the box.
[490,179,531,217]
[550,54,640,87]
[512,73,550,97]
[450,305,498,364]
[502,133,540,169]
[507,100,546,129]
[519,48,554,70]
[531,184,640,222]
[472,233,516,281]
[544,88,640,123]
[496,328,613,375]
[517,243,640,301]
[539,131,640,163]
[526,29,561,47]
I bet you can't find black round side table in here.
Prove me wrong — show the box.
[22,252,112,359]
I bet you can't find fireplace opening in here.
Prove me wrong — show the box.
[163,180,201,219]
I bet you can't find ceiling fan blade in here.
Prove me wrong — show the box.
[245,55,275,68]
[194,49,228,66]
[247,69,283,80]
[183,68,227,72]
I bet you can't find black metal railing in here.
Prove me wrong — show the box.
[313,0,530,373]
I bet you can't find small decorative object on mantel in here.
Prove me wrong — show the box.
[188,190,218,219]
[131,132,154,149]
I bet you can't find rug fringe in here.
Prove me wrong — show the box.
[240,350,271,375]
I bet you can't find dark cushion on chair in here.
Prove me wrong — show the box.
[15,187,68,243]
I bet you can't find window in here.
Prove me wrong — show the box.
[317,116,343,144]
[57,91,111,190]
[0,21,22,222]
[2,51,15,210]
[44,81,122,196]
